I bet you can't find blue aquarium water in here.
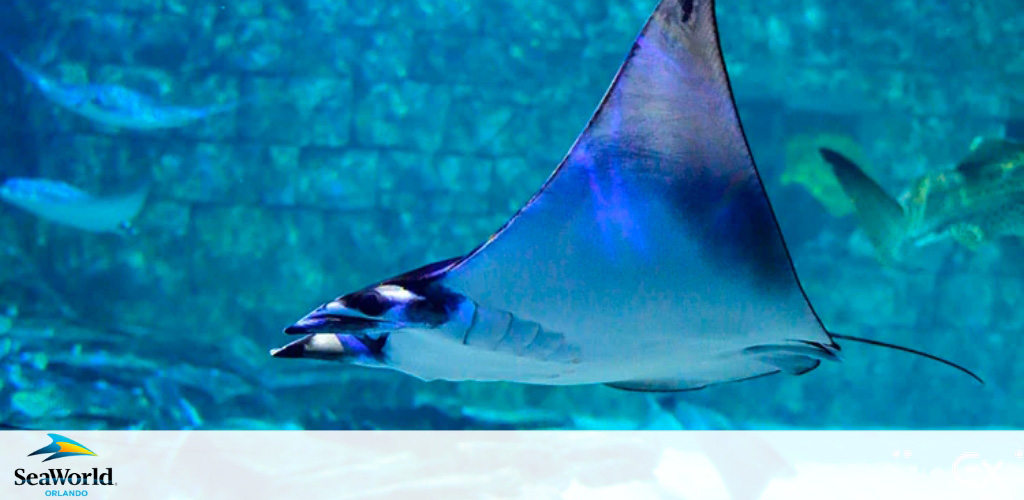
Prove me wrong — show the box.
[0,0,1020,430]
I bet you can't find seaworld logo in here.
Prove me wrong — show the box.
[28,434,97,462]
[14,434,115,491]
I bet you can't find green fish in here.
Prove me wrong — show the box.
[820,138,1024,263]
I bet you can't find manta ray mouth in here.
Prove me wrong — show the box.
[276,306,393,361]
[354,332,389,356]
[270,332,389,360]
[284,313,390,335]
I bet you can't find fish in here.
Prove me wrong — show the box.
[0,177,149,234]
[4,50,237,130]
[821,137,1024,263]
[272,0,981,391]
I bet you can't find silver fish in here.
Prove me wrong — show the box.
[273,0,980,390]
[0,177,149,234]
[5,51,237,130]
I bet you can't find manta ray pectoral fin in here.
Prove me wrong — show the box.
[422,0,839,391]
[277,0,844,390]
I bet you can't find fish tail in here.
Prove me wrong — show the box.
[105,182,151,235]
[0,46,52,94]
[122,182,151,216]
[819,148,907,263]
[1,46,30,75]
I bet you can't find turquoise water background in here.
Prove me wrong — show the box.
[0,0,1020,430]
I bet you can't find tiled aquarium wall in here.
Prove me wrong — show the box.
[0,0,1021,429]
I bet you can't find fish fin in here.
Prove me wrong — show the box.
[111,182,151,230]
[281,0,839,385]
[757,354,819,372]
[605,371,781,393]
[92,182,150,234]
[607,379,713,392]
[957,137,1024,172]
[819,148,907,263]
[381,256,465,288]
[448,0,801,289]
[743,342,839,375]
[2,50,101,108]
[440,0,831,351]
[761,355,818,375]
[829,333,983,384]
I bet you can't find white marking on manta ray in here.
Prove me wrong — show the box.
[376,285,422,302]
[0,177,149,234]
[3,50,237,130]
[272,0,981,392]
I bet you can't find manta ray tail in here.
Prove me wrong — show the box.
[829,333,983,384]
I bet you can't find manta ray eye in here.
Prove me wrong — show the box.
[346,291,390,317]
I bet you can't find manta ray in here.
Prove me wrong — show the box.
[4,51,236,131]
[272,0,980,391]
[0,177,148,234]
